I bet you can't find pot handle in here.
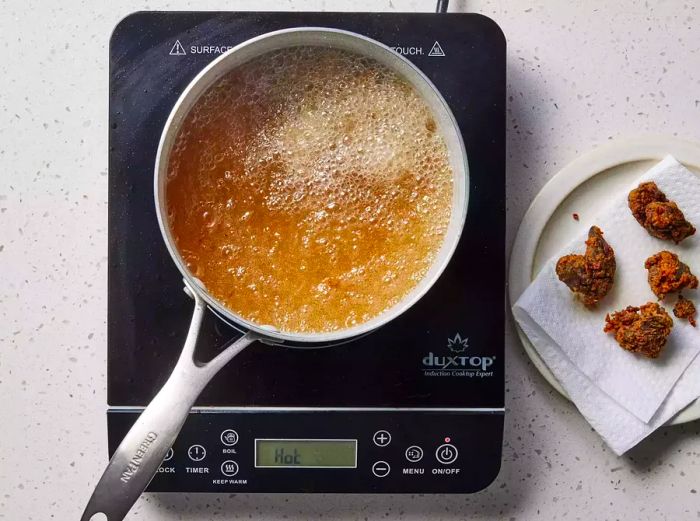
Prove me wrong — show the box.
[80,282,258,521]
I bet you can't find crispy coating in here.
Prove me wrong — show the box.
[604,302,674,358]
[644,201,696,243]
[556,226,616,307]
[628,182,667,224]
[628,181,695,243]
[644,250,698,300]
[673,295,697,327]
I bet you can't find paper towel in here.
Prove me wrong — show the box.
[513,155,700,452]
[513,305,700,455]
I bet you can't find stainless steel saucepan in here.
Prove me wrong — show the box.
[81,27,469,521]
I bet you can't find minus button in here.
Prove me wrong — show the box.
[372,461,391,478]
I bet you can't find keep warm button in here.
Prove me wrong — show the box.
[435,444,458,465]
[221,460,239,477]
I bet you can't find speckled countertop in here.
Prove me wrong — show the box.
[1,1,699,519]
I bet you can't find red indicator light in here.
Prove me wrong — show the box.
[444,437,451,443]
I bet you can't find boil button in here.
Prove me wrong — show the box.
[435,443,458,465]
[220,429,239,446]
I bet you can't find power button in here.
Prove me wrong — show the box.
[435,443,458,465]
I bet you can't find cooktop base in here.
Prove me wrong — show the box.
[108,10,505,493]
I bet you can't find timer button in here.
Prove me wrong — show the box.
[373,430,391,447]
[221,429,239,446]
[187,444,206,462]
[435,443,458,465]
[371,461,391,477]
[221,460,239,477]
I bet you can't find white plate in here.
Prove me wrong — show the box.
[509,136,700,425]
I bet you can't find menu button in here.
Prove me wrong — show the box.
[405,446,423,463]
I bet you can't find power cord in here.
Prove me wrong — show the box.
[436,0,449,13]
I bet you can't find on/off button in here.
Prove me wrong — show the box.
[435,443,458,465]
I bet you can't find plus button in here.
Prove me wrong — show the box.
[373,430,391,447]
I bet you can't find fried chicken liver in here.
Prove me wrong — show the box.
[673,295,697,327]
[556,226,616,307]
[604,302,674,358]
[628,182,695,243]
[644,250,698,300]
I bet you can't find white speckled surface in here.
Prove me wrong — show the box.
[1,0,699,519]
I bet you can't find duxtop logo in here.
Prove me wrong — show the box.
[422,333,495,378]
[446,333,469,353]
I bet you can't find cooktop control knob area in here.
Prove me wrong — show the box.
[110,411,503,493]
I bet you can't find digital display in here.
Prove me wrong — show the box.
[255,439,357,468]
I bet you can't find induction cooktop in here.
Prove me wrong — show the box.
[107,11,505,494]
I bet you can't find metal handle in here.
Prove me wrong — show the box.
[81,284,258,521]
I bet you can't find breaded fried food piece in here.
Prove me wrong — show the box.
[556,226,616,307]
[629,181,667,224]
[644,250,698,300]
[673,295,697,327]
[645,201,696,243]
[628,182,695,243]
[604,302,674,358]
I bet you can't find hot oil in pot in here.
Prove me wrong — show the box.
[166,47,453,333]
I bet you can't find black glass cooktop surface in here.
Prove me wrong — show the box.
[108,11,506,410]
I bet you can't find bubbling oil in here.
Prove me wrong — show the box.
[166,47,454,333]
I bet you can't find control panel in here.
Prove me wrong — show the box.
[107,410,502,493]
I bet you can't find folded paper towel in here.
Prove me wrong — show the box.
[513,155,700,454]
